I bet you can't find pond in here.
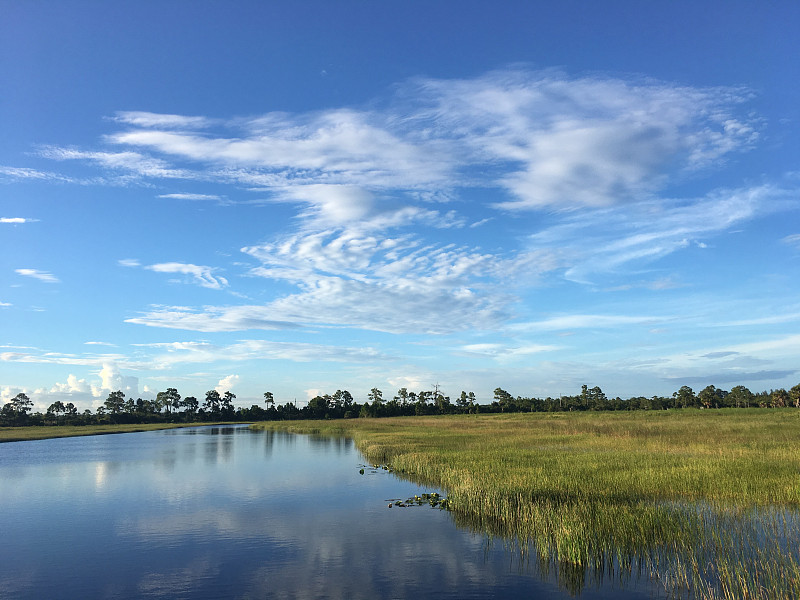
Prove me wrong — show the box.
[0,425,662,599]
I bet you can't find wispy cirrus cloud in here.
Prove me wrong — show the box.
[782,233,800,249]
[1,217,37,224]
[9,68,784,342]
[131,339,391,368]
[511,313,664,333]
[112,111,213,129]
[30,69,759,216]
[15,268,59,283]
[38,146,193,180]
[526,184,790,284]
[145,262,229,290]
[0,165,76,182]
[123,227,557,334]
[157,193,224,201]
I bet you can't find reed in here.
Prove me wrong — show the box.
[253,410,800,598]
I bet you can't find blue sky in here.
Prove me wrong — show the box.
[2,1,799,411]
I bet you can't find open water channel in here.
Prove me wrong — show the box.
[0,425,664,599]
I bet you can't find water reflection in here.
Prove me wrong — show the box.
[0,426,660,599]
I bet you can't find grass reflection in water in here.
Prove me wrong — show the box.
[254,410,800,599]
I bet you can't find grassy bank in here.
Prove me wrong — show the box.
[253,410,800,599]
[0,421,241,443]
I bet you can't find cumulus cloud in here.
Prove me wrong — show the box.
[215,374,239,393]
[15,268,59,283]
[145,262,228,289]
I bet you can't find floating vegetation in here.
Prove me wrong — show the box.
[359,463,451,509]
[386,492,451,509]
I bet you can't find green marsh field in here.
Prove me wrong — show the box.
[254,410,800,599]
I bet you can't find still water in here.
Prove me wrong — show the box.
[0,426,661,599]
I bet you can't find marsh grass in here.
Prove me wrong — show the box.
[253,410,800,598]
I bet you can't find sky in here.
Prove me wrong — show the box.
[1,1,799,411]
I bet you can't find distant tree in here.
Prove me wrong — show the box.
[204,390,221,415]
[307,395,329,419]
[263,391,275,409]
[772,388,789,408]
[394,388,409,406]
[368,388,383,405]
[157,388,181,415]
[104,391,126,415]
[220,391,236,419]
[790,384,800,408]
[47,400,66,423]
[183,396,199,419]
[729,385,754,408]
[673,386,696,409]
[494,388,513,412]
[2,393,34,425]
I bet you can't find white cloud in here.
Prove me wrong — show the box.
[39,146,192,180]
[112,111,212,129]
[137,339,390,365]
[146,262,228,289]
[97,363,139,396]
[125,305,297,332]
[126,229,547,335]
[0,165,75,182]
[158,193,223,201]
[108,108,454,190]
[782,233,800,249]
[525,184,787,284]
[460,342,561,359]
[0,301,11,307]
[215,374,239,393]
[1,217,36,224]
[512,314,663,332]
[17,69,760,224]
[15,268,59,283]
[49,374,93,395]
[412,70,757,209]
[0,348,131,367]
[118,258,141,267]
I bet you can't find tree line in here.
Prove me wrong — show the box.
[3,381,800,428]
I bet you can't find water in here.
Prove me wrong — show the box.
[0,426,662,599]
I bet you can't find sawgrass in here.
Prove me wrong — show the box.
[253,410,800,598]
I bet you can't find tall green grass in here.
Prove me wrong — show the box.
[253,410,800,598]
